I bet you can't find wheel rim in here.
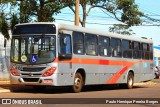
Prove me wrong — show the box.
[128,77,133,86]
[74,77,81,89]
[72,73,83,93]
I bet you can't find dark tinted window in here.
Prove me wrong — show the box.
[99,36,111,56]
[85,33,98,56]
[59,34,72,55]
[142,43,148,51]
[133,42,141,59]
[73,32,84,54]
[110,38,122,57]
[142,43,150,60]
[13,24,56,35]
[150,44,153,60]
[122,40,132,58]
[133,42,141,50]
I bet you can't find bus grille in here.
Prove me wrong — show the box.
[21,67,46,72]
[21,73,42,76]
[23,78,39,82]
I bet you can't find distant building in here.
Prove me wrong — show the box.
[154,46,160,66]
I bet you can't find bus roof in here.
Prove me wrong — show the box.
[14,22,153,44]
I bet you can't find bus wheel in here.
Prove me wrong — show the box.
[126,72,134,89]
[72,72,83,93]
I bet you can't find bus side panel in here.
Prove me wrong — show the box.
[116,60,154,84]
[56,63,74,86]
[56,63,100,86]
[99,65,125,84]
[138,61,154,82]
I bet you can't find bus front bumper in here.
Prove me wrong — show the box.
[10,75,56,86]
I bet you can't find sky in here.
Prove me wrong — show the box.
[53,0,160,46]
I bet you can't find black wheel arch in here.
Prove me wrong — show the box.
[75,68,86,85]
[128,70,134,77]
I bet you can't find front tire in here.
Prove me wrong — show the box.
[71,72,83,93]
[126,72,134,89]
[155,73,159,79]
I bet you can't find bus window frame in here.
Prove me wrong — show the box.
[149,44,153,60]
[85,33,98,56]
[98,35,111,57]
[122,39,133,58]
[133,41,142,59]
[110,38,122,57]
[72,31,85,55]
[142,43,150,60]
[58,33,72,60]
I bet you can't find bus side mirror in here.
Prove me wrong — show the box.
[4,39,7,48]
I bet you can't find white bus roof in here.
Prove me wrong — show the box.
[15,22,153,44]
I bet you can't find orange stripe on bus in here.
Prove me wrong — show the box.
[106,66,129,84]
[105,60,153,84]
[55,57,153,84]
[56,57,152,66]
[106,61,137,84]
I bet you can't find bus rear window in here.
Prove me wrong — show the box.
[13,24,56,35]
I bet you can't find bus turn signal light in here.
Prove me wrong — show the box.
[10,66,20,76]
[42,67,56,77]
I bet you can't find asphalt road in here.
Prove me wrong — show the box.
[0,79,160,107]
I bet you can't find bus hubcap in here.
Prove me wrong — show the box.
[128,78,133,86]
[75,78,81,88]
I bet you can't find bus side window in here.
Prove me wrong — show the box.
[73,31,84,54]
[142,43,150,60]
[99,36,111,56]
[59,34,72,60]
[122,40,132,58]
[85,33,98,56]
[150,44,153,60]
[133,42,141,59]
[110,38,122,57]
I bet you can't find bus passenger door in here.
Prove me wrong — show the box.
[58,33,73,85]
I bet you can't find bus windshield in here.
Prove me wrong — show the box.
[11,35,56,64]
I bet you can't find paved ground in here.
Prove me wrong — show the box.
[0,81,10,93]
[0,79,160,107]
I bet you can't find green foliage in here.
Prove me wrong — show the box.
[10,13,19,31]
[62,0,143,28]
[115,0,144,26]
[109,24,135,35]
[11,0,63,22]
[30,0,63,22]
[0,13,9,39]
[0,0,145,37]
[19,0,32,23]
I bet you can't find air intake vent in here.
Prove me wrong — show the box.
[23,78,39,82]
[21,67,46,72]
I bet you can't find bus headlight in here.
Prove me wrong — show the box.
[42,67,56,77]
[10,66,20,76]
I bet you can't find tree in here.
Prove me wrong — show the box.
[109,24,135,35]
[19,0,31,23]
[62,0,98,27]
[29,0,63,22]
[10,13,19,31]
[62,0,143,27]
[0,13,9,40]
[9,0,63,22]
[0,0,17,39]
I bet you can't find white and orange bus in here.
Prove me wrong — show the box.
[10,22,154,93]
